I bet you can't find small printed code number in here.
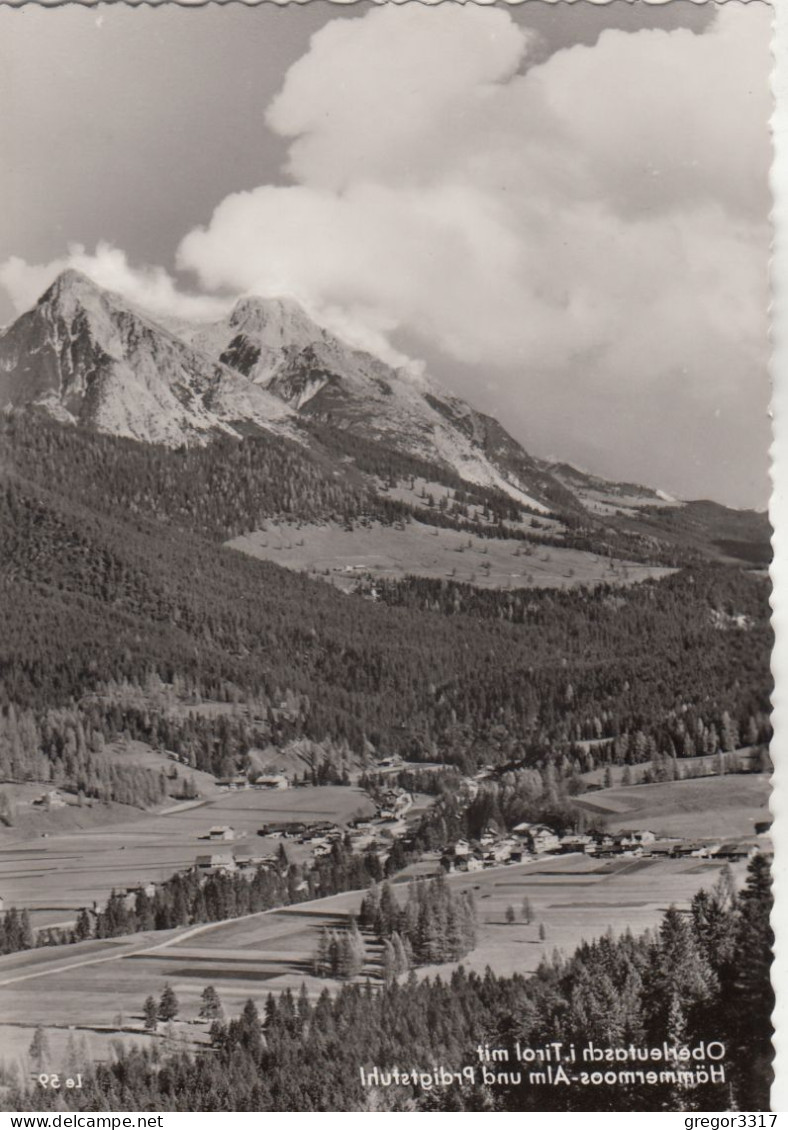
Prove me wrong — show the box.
[37,1073,83,1089]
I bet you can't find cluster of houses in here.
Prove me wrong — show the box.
[440,820,770,873]
[31,789,68,810]
[193,850,278,876]
[215,773,289,791]
[187,788,418,879]
[258,820,347,857]
[375,788,413,821]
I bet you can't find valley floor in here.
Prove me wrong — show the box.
[0,852,747,1074]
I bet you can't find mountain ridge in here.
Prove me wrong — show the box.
[0,271,771,558]
[0,271,606,514]
[0,270,297,447]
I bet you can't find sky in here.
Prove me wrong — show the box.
[0,1,772,508]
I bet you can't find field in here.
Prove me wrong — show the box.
[0,786,374,929]
[227,519,673,593]
[0,851,748,1075]
[574,773,771,838]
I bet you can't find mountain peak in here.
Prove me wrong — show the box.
[0,271,297,446]
[230,293,302,322]
[41,268,103,305]
[228,293,328,352]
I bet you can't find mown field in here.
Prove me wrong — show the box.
[574,773,771,837]
[227,519,673,593]
[0,851,749,1075]
[0,786,374,929]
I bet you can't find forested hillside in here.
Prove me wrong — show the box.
[1,414,772,564]
[0,461,772,787]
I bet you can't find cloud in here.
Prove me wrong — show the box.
[0,242,230,323]
[176,3,769,403]
[265,5,529,192]
[0,3,771,502]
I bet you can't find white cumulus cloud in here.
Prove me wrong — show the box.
[0,242,230,323]
[0,3,771,502]
[175,3,769,402]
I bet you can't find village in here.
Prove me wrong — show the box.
[438,819,771,874]
[3,752,771,925]
[154,777,771,898]
[187,780,415,879]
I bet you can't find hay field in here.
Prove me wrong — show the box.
[227,520,672,593]
[574,774,771,838]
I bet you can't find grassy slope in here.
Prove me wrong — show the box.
[227,519,673,593]
[574,774,771,837]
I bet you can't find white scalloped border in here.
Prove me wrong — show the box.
[0,0,779,1115]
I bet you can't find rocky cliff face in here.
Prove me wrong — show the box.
[0,271,296,446]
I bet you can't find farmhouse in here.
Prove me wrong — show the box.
[479,823,503,847]
[206,825,236,841]
[254,774,289,790]
[195,852,236,874]
[671,841,720,859]
[216,775,248,791]
[122,882,157,909]
[526,825,560,854]
[512,822,534,838]
[377,789,413,819]
[278,822,307,839]
[616,830,657,847]
[32,789,67,810]
[233,851,267,875]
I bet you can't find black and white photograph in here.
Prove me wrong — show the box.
[0,0,775,1114]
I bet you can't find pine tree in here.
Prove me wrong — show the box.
[159,983,179,1022]
[19,910,34,950]
[143,996,158,1031]
[74,908,93,942]
[391,932,410,976]
[199,985,224,1021]
[726,854,774,1110]
[28,1027,50,1072]
[313,927,331,977]
[61,1031,81,1077]
[381,938,397,985]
